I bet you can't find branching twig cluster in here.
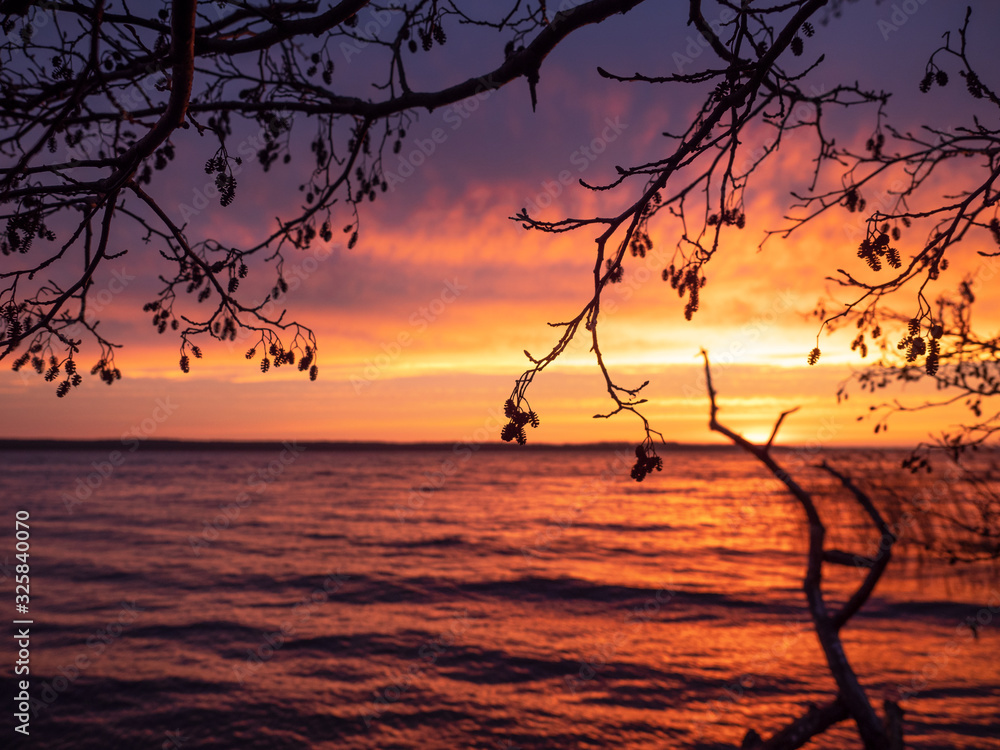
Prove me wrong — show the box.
[0,0,635,393]
[505,0,884,460]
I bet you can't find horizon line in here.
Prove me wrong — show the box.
[0,437,917,451]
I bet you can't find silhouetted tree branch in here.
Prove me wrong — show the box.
[500,3,1000,487]
[702,350,901,750]
[0,0,644,390]
[502,0,886,456]
[806,7,1000,471]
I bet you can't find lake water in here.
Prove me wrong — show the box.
[0,445,997,749]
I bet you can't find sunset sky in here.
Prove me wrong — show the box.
[3,1,999,448]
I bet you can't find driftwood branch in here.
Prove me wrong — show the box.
[741,697,848,750]
[701,350,902,750]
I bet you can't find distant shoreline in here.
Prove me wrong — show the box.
[0,438,894,452]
